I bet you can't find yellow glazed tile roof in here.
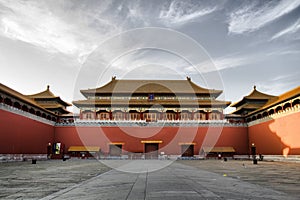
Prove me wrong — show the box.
[231,86,276,107]
[80,77,223,96]
[68,146,100,152]
[202,147,235,153]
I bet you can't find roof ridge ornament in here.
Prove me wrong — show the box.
[186,76,191,81]
[47,85,50,90]
[253,85,256,90]
[112,76,116,80]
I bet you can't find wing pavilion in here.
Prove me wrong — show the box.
[26,85,71,115]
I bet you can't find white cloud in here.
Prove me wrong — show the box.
[256,73,300,95]
[190,55,250,74]
[271,18,300,40]
[0,0,118,64]
[109,49,190,76]
[159,0,217,25]
[213,56,249,70]
[77,45,98,64]
[228,0,300,34]
[266,49,300,56]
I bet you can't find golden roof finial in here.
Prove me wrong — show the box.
[47,85,50,90]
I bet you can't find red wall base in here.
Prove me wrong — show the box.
[0,110,54,154]
[54,126,249,155]
[249,112,300,155]
[2,108,299,156]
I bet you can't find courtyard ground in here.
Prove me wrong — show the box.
[178,159,300,198]
[0,159,299,199]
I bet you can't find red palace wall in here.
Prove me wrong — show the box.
[0,109,55,154]
[54,126,249,155]
[248,112,300,155]
[0,108,248,156]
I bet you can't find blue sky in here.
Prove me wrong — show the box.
[0,0,299,113]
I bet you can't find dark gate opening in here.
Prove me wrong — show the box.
[145,143,159,159]
[181,145,194,157]
[109,144,122,157]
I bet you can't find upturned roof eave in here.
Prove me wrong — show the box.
[245,86,300,117]
[27,86,71,107]
[72,100,231,108]
[230,97,259,107]
[230,99,243,107]
[31,96,71,107]
[79,78,223,96]
[80,90,222,96]
[230,108,257,115]
[47,107,70,114]
[0,83,58,116]
[231,86,277,108]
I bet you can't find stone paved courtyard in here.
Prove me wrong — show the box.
[0,159,299,199]
[178,159,300,198]
[0,159,110,199]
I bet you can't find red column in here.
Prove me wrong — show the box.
[176,111,179,120]
[220,112,224,120]
[109,110,112,120]
[79,110,83,120]
[140,111,144,120]
[94,111,97,119]
[191,111,194,120]
[206,112,209,120]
